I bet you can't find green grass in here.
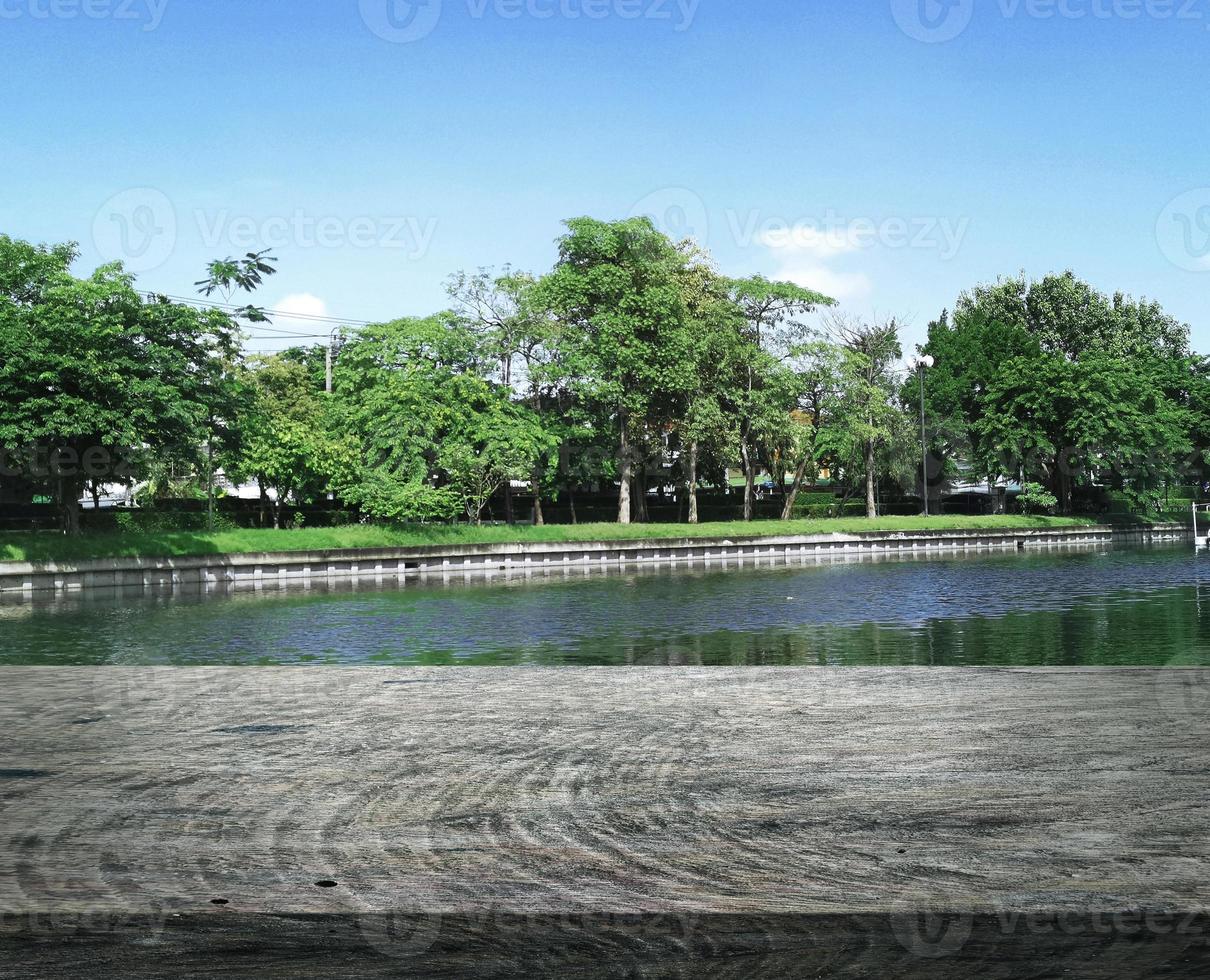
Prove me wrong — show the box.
[0,514,1097,564]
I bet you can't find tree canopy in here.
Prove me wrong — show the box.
[2,230,1205,531]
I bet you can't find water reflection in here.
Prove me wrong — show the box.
[3,545,1210,667]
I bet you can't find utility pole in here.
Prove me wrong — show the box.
[326,327,336,394]
[325,328,338,504]
[910,354,935,516]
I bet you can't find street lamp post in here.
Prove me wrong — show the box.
[910,354,935,516]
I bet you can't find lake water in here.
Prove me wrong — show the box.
[2,545,1209,667]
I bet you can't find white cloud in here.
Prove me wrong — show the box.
[773,262,872,303]
[757,223,873,302]
[240,293,332,354]
[274,292,328,321]
[757,224,863,260]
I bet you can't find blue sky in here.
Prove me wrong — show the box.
[3,0,1208,353]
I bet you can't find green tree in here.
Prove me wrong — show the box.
[671,251,744,523]
[330,314,477,522]
[956,270,1189,361]
[726,275,835,520]
[826,316,904,518]
[941,272,1194,510]
[916,308,1040,510]
[537,217,698,524]
[447,266,559,523]
[0,237,240,533]
[228,356,339,528]
[974,352,1190,512]
[438,390,555,524]
[194,250,277,529]
[330,314,553,524]
[780,339,847,519]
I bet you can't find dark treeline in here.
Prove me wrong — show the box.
[1,219,1206,533]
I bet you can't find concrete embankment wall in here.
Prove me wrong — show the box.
[0,523,1190,598]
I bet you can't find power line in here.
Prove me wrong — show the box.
[236,324,333,337]
[244,332,331,340]
[145,291,378,328]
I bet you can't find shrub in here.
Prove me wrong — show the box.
[1018,483,1058,515]
[110,509,239,533]
[791,491,838,519]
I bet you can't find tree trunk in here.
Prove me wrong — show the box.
[58,475,82,535]
[634,464,649,523]
[532,470,545,526]
[568,489,578,525]
[865,439,877,519]
[1053,452,1073,514]
[271,497,281,531]
[687,441,699,525]
[504,483,514,524]
[617,413,632,524]
[258,478,268,528]
[740,434,755,522]
[206,438,215,532]
[781,452,813,521]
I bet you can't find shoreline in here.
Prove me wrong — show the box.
[0,522,1190,598]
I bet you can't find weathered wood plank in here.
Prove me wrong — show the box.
[1,667,1208,976]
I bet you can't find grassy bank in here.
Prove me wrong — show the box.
[0,515,1098,564]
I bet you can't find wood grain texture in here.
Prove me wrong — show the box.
[2,666,1209,977]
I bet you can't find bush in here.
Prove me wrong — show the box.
[1018,483,1058,515]
[791,491,838,519]
[109,510,240,533]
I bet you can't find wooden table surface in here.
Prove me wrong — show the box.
[2,666,1208,977]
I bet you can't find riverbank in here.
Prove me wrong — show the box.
[0,515,1095,563]
[0,521,1187,597]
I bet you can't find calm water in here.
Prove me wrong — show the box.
[3,545,1210,667]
